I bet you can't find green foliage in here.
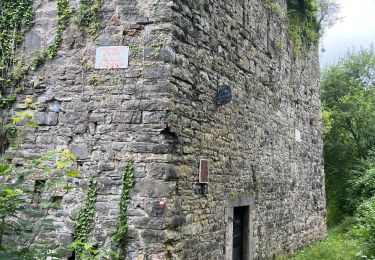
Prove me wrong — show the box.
[270,3,282,16]
[1,0,73,107]
[151,43,163,58]
[1,120,17,145]
[11,96,37,127]
[111,161,135,258]
[88,74,101,86]
[32,0,72,69]
[1,0,103,108]
[68,162,136,260]
[263,0,324,56]
[31,0,74,69]
[0,149,79,258]
[276,227,362,260]
[75,0,102,40]
[72,178,98,258]
[350,166,375,208]
[346,152,375,257]
[286,0,319,56]
[52,0,72,56]
[68,240,99,259]
[0,100,80,258]
[322,47,375,258]
[129,43,139,59]
[0,0,34,108]
[322,47,375,223]
[353,197,375,257]
[0,0,33,66]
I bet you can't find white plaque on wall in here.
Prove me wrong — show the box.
[295,129,301,143]
[95,46,129,69]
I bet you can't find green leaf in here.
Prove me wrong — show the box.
[68,241,79,250]
[0,164,11,173]
[23,109,34,117]
[2,189,15,195]
[84,243,93,250]
[11,117,20,123]
[43,167,54,174]
[31,158,42,166]
[65,170,81,178]
[63,186,74,191]
[57,161,64,169]
[26,121,37,128]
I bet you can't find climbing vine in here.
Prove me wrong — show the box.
[0,0,102,109]
[0,0,34,107]
[0,0,73,108]
[112,161,135,258]
[263,0,320,56]
[73,178,98,243]
[31,0,73,69]
[75,0,102,40]
[69,178,98,258]
[286,0,319,56]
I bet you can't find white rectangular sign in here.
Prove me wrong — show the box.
[295,129,301,143]
[95,46,129,69]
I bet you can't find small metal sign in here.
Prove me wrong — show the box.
[199,159,209,183]
[95,46,129,69]
[216,85,232,105]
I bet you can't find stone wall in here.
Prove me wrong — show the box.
[6,0,326,259]
[166,0,326,259]
[12,0,179,259]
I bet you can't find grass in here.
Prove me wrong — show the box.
[277,227,363,260]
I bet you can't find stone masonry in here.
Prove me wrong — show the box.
[7,0,326,259]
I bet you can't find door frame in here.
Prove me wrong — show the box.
[225,194,255,260]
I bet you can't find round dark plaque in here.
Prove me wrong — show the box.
[216,85,232,105]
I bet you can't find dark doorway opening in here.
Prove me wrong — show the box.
[0,136,9,156]
[232,206,249,260]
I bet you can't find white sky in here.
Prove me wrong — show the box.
[319,0,375,68]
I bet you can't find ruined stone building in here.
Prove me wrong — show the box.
[4,0,326,259]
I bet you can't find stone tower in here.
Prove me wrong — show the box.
[7,0,326,259]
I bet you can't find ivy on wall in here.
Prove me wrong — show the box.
[263,0,320,56]
[0,0,102,109]
[112,161,135,258]
[72,178,98,248]
[286,0,319,56]
[31,0,73,69]
[0,0,34,107]
[75,0,102,40]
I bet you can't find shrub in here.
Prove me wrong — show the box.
[353,197,375,257]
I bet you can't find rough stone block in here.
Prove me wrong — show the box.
[48,100,61,112]
[112,111,142,123]
[70,143,89,160]
[137,182,174,198]
[142,111,166,124]
[59,112,88,124]
[33,112,58,126]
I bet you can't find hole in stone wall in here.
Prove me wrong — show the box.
[160,126,177,141]
[67,250,75,260]
[161,125,180,155]
[34,180,47,194]
[50,195,63,205]
[0,135,9,156]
